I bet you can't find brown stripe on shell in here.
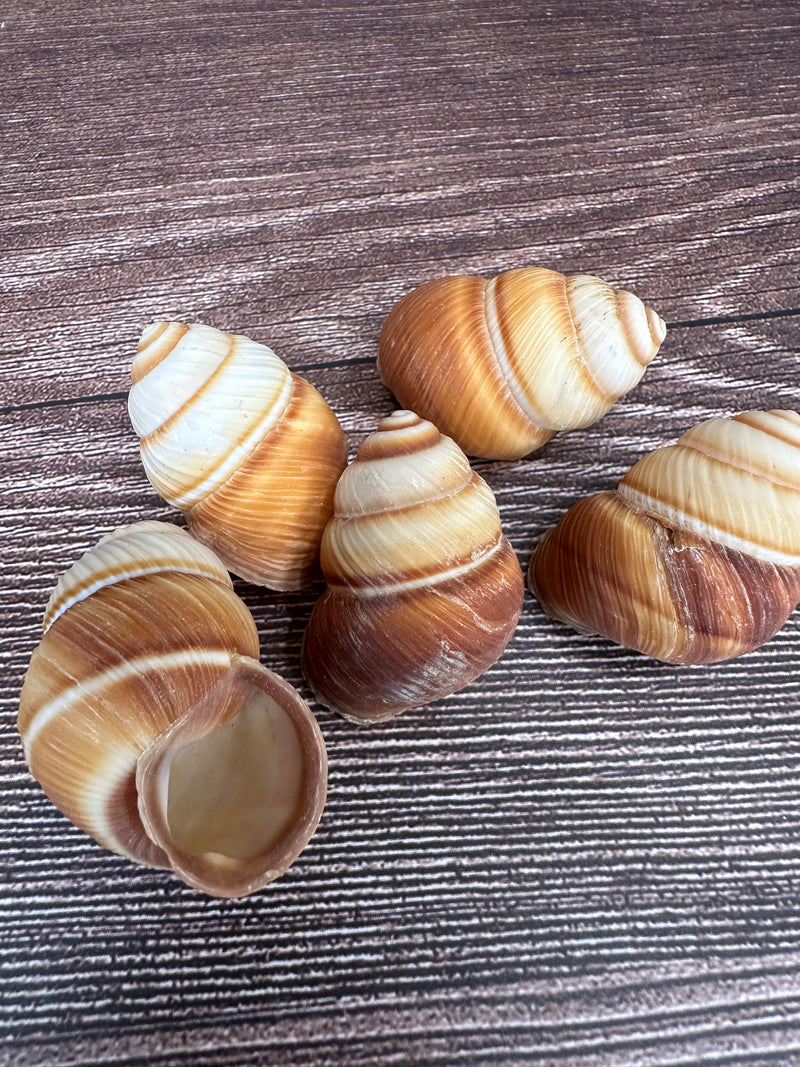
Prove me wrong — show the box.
[136,321,171,352]
[614,288,647,367]
[356,438,434,461]
[611,289,668,367]
[671,437,800,493]
[131,321,190,383]
[140,327,241,446]
[356,414,442,460]
[645,304,668,348]
[734,409,800,449]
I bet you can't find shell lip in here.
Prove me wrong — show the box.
[136,654,327,899]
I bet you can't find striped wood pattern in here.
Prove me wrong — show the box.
[2,0,800,1063]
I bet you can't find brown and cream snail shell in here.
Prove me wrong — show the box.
[18,521,327,898]
[529,410,800,664]
[128,321,348,591]
[377,267,667,460]
[301,410,525,723]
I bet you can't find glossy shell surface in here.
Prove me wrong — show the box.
[302,411,525,722]
[378,267,666,460]
[129,321,348,590]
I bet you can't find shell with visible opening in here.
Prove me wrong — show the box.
[18,521,327,898]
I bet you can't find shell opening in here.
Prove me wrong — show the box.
[136,656,326,897]
[165,686,305,864]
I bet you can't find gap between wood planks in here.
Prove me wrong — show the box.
[3,307,799,418]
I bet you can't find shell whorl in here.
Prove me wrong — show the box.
[42,520,233,633]
[529,410,800,664]
[617,409,800,566]
[302,411,525,722]
[128,321,348,591]
[130,322,293,509]
[378,267,666,460]
[322,410,506,594]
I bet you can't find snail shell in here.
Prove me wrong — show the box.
[529,410,800,664]
[128,321,348,591]
[377,267,666,460]
[18,522,327,898]
[301,411,525,723]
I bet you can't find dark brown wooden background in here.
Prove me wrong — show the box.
[3,1,800,1063]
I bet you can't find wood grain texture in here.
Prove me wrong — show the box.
[2,0,800,1063]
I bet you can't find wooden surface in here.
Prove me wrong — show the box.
[3,1,800,1063]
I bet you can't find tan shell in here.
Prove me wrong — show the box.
[301,411,525,722]
[378,267,666,460]
[529,410,800,664]
[128,321,348,591]
[18,522,327,898]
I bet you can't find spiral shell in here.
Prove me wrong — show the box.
[128,321,348,591]
[301,411,525,722]
[529,410,800,664]
[377,267,666,460]
[18,522,327,898]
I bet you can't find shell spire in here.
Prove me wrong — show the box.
[302,411,525,722]
[19,522,327,898]
[529,410,800,664]
[128,321,348,591]
[378,267,666,460]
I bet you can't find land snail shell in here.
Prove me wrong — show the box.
[377,266,667,461]
[529,410,800,664]
[301,410,525,723]
[18,521,327,899]
[128,321,348,592]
